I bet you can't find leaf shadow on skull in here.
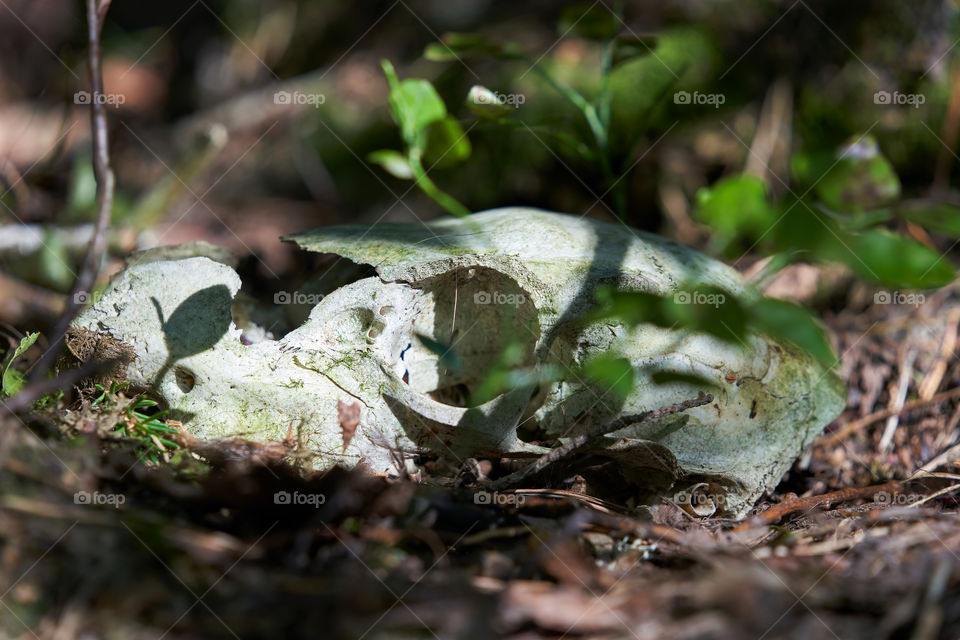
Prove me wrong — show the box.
[535,224,722,426]
[149,284,234,422]
[525,224,724,485]
[534,228,636,428]
[381,392,547,463]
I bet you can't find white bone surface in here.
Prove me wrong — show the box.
[73,208,845,517]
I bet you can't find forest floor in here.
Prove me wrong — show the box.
[3,277,960,640]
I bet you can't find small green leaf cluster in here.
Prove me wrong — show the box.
[697,135,955,290]
[91,381,180,464]
[368,61,472,217]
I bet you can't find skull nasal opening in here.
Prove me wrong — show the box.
[400,266,539,408]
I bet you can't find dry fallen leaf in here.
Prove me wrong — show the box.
[337,400,361,452]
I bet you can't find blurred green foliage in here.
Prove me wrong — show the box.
[364,2,959,374]
[1,332,39,398]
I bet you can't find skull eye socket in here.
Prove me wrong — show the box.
[400,266,540,408]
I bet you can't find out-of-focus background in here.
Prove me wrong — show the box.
[2,0,958,329]
[7,2,960,638]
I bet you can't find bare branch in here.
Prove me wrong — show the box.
[488,392,713,491]
[1,359,111,416]
[30,0,115,383]
[96,0,113,30]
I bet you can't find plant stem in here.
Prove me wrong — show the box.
[516,54,628,218]
[409,149,470,217]
[596,38,628,218]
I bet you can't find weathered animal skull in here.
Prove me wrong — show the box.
[71,208,845,517]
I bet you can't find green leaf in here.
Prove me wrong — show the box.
[789,150,834,189]
[592,285,749,346]
[583,353,634,402]
[381,58,401,92]
[830,208,894,231]
[2,370,26,399]
[749,298,836,368]
[611,35,659,67]
[1,332,39,398]
[416,334,463,375]
[898,202,960,237]
[589,288,665,327]
[67,157,97,213]
[381,60,447,146]
[695,174,778,251]
[471,364,563,407]
[423,117,472,168]
[608,55,675,147]
[663,285,749,345]
[771,197,833,255]
[607,29,711,150]
[368,149,414,179]
[592,287,838,373]
[826,228,955,288]
[558,3,621,40]
[815,135,901,212]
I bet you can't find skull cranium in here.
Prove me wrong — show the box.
[71,207,845,517]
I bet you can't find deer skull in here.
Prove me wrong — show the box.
[70,208,845,517]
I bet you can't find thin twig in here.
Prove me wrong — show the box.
[512,488,633,516]
[819,386,960,447]
[30,0,115,383]
[879,342,918,452]
[96,0,113,28]
[488,392,713,491]
[913,442,960,477]
[744,77,793,196]
[908,483,960,508]
[917,309,960,400]
[732,480,908,532]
